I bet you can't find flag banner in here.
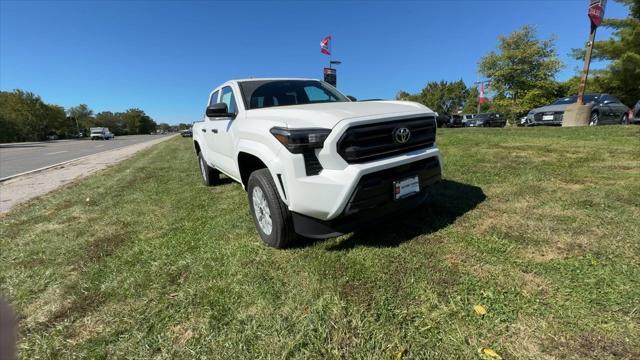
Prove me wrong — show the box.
[320,36,331,55]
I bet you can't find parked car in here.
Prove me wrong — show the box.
[461,114,476,124]
[435,114,464,128]
[435,114,449,128]
[90,127,114,140]
[445,114,464,128]
[629,100,640,124]
[193,78,442,248]
[465,113,506,127]
[526,94,630,126]
[181,129,193,137]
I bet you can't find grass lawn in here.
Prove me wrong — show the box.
[1,126,639,359]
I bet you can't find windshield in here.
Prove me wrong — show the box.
[239,80,349,110]
[552,95,600,105]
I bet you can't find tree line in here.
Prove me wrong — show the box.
[398,0,638,124]
[0,90,160,143]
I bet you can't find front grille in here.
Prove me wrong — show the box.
[534,111,564,122]
[344,157,441,215]
[337,116,436,164]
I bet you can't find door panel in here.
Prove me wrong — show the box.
[206,86,239,178]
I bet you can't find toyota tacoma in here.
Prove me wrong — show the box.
[193,78,442,248]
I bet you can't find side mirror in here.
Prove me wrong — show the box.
[206,103,235,118]
[346,95,357,102]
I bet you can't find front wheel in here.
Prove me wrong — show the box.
[247,169,296,248]
[589,112,599,126]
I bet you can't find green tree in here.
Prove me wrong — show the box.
[0,90,73,142]
[95,111,128,135]
[572,0,639,105]
[479,25,563,122]
[396,80,469,114]
[67,104,94,132]
[122,108,156,135]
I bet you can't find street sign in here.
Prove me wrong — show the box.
[588,0,607,27]
[324,67,337,87]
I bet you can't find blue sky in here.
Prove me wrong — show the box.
[0,0,629,124]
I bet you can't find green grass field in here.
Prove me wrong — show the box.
[1,126,639,359]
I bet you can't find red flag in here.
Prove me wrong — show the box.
[479,83,487,104]
[320,36,331,55]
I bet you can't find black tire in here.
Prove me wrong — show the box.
[247,168,296,248]
[589,111,599,126]
[198,152,220,186]
[621,114,628,125]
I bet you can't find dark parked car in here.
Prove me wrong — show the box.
[181,129,193,137]
[435,114,464,128]
[526,94,630,126]
[465,113,506,127]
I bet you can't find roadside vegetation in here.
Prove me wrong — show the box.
[1,126,638,359]
[0,91,189,143]
[398,0,639,124]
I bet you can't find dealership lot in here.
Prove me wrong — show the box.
[0,135,168,180]
[1,127,638,358]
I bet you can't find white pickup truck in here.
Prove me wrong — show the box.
[193,78,442,248]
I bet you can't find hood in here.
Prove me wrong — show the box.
[245,101,433,128]
[531,104,570,113]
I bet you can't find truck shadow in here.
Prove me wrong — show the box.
[295,179,486,250]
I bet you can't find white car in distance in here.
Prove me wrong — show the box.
[192,78,443,248]
[90,127,114,140]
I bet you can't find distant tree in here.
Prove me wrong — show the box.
[571,0,639,105]
[479,25,563,122]
[0,90,52,141]
[95,111,128,135]
[122,108,156,135]
[177,123,190,130]
[43,104,70,137]
[67,104,94,131]
[396,80,469,114]
[158,123,172,132]
[396,91,419,102]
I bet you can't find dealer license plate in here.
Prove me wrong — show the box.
[542,114,554,121]
[394,176,420,200]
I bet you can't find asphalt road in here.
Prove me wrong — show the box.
[0,135,170,179]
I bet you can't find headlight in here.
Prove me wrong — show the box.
[270,127,331,154]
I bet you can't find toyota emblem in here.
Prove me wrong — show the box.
[393,127,411,144]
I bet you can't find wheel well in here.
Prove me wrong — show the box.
[193,140,201,155]
[238,152,267,188]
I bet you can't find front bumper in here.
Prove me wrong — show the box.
[291,156,442,238]
[279,145,442,221]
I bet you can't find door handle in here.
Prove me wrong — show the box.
[212,129,218,134]
[201,128,206,132]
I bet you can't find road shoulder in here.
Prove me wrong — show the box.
[0,135,176,213]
